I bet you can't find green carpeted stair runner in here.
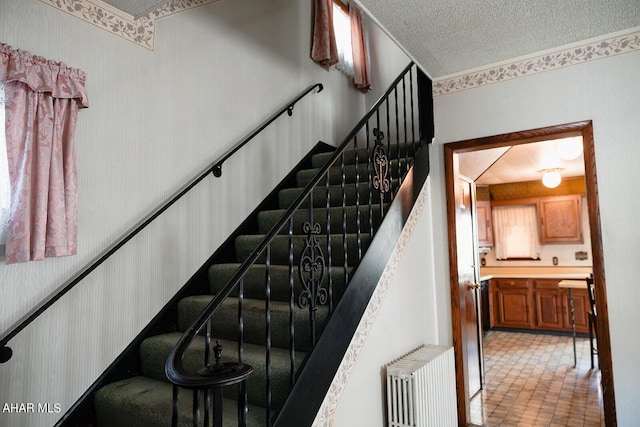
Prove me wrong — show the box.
[94,143,415,426]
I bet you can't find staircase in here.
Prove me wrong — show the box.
[93,140,416,426]
[45,62,433,427]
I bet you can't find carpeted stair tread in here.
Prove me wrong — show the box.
[257,204,385,235]
[139,333,305,409]
[296,158,409,187]
[234,233,371,265]
[177,296,328,351]
[94,375,266,427]
[277,179,399,209]
[208,263,350,302]
[310,144,416,168]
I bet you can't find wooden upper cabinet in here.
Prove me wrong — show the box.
[476,200,493,247]
[537,195,583,244]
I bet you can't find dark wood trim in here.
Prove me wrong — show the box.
[582,122,617,426]
[444,143,466,424]
[444,120,616,426]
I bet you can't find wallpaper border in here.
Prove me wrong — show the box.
[433,28,640,96]
[311,177,429,427]
[38,0,218,51]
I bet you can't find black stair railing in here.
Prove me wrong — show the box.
[165,62,429,426]
[0,82,324,364]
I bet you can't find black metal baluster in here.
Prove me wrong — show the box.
[340,152,348,288]
[172,385,179,427]
[238,277,247,426]
[385,97,393,198]
[288,218,295,386]
[366,121,373,236]
[204,388,211,427]
[409,67,416,155]
[265,244,272,426]
[402,74,408,166]
[395,86,404,188]
[297,193,327,347]
[192,389,200,427]
[203,319,212,426]
[354,136,362,261]
[372,126,389,220]
[325,174,333,313]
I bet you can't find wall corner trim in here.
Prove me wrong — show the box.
[38,0,218,51]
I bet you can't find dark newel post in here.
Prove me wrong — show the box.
[417,68,434,145]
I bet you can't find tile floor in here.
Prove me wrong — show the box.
[469,330,603,426]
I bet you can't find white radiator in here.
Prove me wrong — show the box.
[386,345,457,427]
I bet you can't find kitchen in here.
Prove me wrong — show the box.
[450,127,607,425]
[460,136,594,336]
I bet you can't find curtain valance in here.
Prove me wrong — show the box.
[0,43,89,108]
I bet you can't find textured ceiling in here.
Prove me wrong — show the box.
[102,0,171,18]
[356,0,640,77]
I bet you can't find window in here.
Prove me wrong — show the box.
[0,82,9,245]
[492,205,540,260]
[311,0,371,91]
[332,1,354,77]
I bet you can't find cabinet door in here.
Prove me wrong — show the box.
[476,201,493,247]
[495,288,532,328]
[562,289,589,333]
[537,195,583,243]
[534,289,564,330]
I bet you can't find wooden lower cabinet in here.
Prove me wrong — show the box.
[489,278,589,333]
[534,289,564,330]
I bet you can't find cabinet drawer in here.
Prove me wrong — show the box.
[495,278,529,289]
[533,279,560,289]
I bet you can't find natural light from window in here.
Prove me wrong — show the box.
[0,81,9,245]
[332,2,354,77]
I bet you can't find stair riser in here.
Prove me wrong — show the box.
[277,180,398,209]
[177,297,328,352]
[234,234,371,266]
[310,144,416,168]
[296,159,409,187]
[209,264,349,302]
[257,206,385,235]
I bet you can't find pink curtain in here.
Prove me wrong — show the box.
[0,43,88,264]
[350,5,371,92]
[311,0,339,68]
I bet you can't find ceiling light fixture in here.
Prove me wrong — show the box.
[556,137,583,161]
[539,168,563,188]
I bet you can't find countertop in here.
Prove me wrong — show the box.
[479,266,592,282]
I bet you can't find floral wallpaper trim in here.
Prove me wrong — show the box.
[38,0,217,51]
[433,28,640,96]
[311,178,429,427]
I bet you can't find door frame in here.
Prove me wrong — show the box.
[443,120,616,426]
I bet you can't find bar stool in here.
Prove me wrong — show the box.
[586,276,598,369]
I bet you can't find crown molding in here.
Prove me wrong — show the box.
[38,0,218,51]
[433,27,640,96]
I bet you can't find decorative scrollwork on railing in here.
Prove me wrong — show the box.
[297,222,327,311]
[372,128,390,194]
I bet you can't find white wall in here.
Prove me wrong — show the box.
[432,50,640,426]
[0,0,372,425]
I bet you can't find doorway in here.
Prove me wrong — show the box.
[443,121,616,426]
